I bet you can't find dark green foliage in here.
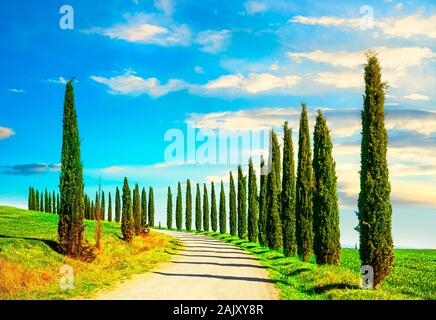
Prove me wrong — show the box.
[108,192,112,222]
[167,187,173,229]
[357,52,394,287]
[195,183,202,231]
[203,184,210,231]
[115,187,121,223]
[95,192,100,221]
[266,130,282,250]
[148,187,155,227]
[28,187,32,210]
[121,177,134,241]
[237,166,247,239]
[101,191,105,220]
[40,193,44,212]
[296,103,314,262]
[185,179,192,231]
[35,190,39,211]
[58,80,87,257]
[56,193,60,214]
[176,182,183,230]
[141,187,147,228]
[52,191,56,214]
[229,171,237,236]
[219,181,226,234]
[258,156,268,247]
[90,201,94,221]
[247,159,258,243]
[45,189,50,213]
[282,122,297,257]
[133,184,141,235]
[210,182,218,232]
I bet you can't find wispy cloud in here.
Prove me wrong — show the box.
[154,0,175,16]
[404,93,430,101]
[244,1,268,15]
[195,30,231,54]
[0,127,15,140]
[8,88,25,93]
[47,77,68,85]
[0,163,60,176]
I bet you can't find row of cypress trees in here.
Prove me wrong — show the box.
[28,187,60,214]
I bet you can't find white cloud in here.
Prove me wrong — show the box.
[154,0,174,16]
[316,71,362,88]
[289,14,436,39]
[48,77,68,85]
[395,3,403,11]
[196,30,231,54]
[90,70,187,97]
[0,127,15,140]
[244,1,268,15]
[194,66,204,74]
[8,88,25,93]
[403,93,430,101]
[203,73,301,94]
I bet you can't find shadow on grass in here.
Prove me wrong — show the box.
[309,283,361,294]
[0,234,62,254]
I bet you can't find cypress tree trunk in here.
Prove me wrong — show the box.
[121,177,134,241]
[229,171,237,236]
[148,187,155,228]
[176,182,183,230]
[185,179,192,231]
[203,184,210,231]
[167,187,173,229]
[296,103,314,262]
[237,166,247,239]
[108,192,112,222]
[282,122,297,257]
[141,187,147,228]
[101,191,105,220]
[133,184,141,235]
[358,52,394,288]
[258,156,268,246]
[248,159,258,243]
[211,182,218,232]
[58,80,87,257]
[219,181,226,234]
[195,183,202,231]
[115,187,121,223]
[267,130,282,250]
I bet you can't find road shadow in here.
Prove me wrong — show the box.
[183,249,246,254]
[152,271,274,284]
[170,261,267,269]
[0,234,62,253]
[170,252,259,261]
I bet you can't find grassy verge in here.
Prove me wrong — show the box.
[160,227,434,300]
[0,206,179,300]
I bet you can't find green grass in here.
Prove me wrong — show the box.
[0,206,179,300]
[194,231,435,300]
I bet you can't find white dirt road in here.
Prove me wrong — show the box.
[94,230,279,300]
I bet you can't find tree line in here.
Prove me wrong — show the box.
[28,187,60,214]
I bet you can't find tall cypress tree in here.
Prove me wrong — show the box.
[100,191,105,220]
[52,191,56,214]
[195,183,202,231]
[108,192,113,222]
[115,187,121,223]
[176,182,183,230]
[185,179,192,231]
[28,187,32,210]
[203,183,210,231]
[229,171,237,236]
[90,201,94,221]
[237,166,247,239]
[95,192,100,222]
[282,122,297,257]
[296,103,314,262]
[35,189,39,212]
[133,184,141,235]
[357,52,394,287]
[248,159,258,243]
[83,194,88,219]
[58,80,87,257]
[121,177,134,241]
[141,187,147,228]
[210,182,218,232]
[45,189,50,213]
[148,187,155,228]
[40,192,44,212]
[219,181,226,234]
[267,130,282,250]
[258,156,268,246]
[313,110,341,265]
[167,186,173,229]
[56,193,60,215]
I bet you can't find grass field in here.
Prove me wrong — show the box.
[0,206,179,300]
[196,231,435,300]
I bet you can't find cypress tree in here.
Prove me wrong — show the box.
[195,183,202,231]
[237,166,247,239]
[133,184,141,234]
[28,187,32,210]
[229,171,237,236]
[58,80,87,257]
[357,52,394,287]
[101,191,105,220]
[35,189,39,211]
[90,201,94,221]
[115,187,121,223]
[121,177,134,242]
[45,189,50,213]
[266,130,282,250]
[313,110,341,265]
[40,192,44,212]
[258,156,268,246]
[167,186,173,229]
[203,184,210,231]
[108,192,112,222]
[248,159,258,243]
[219,181,226,234]
[185,179,192,231]
[95,192,100,222]
[141,187,147,228]
[57,193,60,215]
[296,103,314,262]
[209,182,217,232]
[148,187,155,228]
[176,182,183,230]
[282,122,297,257]
[48,191,52,213]
[52,191,56,214]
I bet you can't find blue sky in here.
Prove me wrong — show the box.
[0,0,435,248]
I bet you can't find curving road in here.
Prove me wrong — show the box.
[94,230,279,300]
